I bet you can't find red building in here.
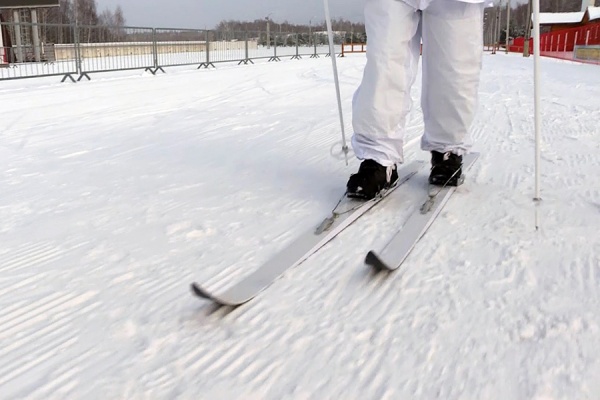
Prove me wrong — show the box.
[511,6,600,58]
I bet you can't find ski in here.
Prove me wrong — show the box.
[191,160,426,306]
[365,152,479,271]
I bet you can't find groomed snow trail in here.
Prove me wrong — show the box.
[1,54,599,399]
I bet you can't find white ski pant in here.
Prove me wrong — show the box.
[351,0,484,166]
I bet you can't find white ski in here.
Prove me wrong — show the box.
[191,160,425,306]
[365,153,479,271]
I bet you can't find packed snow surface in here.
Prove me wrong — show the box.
[1,52,599,399]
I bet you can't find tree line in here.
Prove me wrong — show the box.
[3,0,597,48]
[217,0,599,47]
[1,0,126,44]
[214,17,365,35]
[214,17,367,44]
[1,0,125,27]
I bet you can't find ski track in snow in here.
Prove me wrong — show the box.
[1,54,599,399]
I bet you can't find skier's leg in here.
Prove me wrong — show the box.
[351,0,422,167]
[420,0,484,156]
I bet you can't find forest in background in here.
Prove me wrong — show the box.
[1,0,125,27]
[0,0,598,45]
[2,0,597,31]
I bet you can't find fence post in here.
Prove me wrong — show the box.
[291,33,301,59]
[199,30,215,68]
[268,34,280,62]
[151,28,165,74]
[206,30,210,65]
[74,20,80,74]
[58,24,76,82]
[311,33,319,58]
[74,23,90,81]
[238,31,253,65]
[152,28,158,73]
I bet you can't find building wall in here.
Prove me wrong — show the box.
[549,23,587,31]
[53,40,258,61]
[575,44,600,60]
[511,20,600,52]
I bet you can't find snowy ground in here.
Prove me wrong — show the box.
[1,53,599,399]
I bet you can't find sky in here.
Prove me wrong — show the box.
[95,0,365,30]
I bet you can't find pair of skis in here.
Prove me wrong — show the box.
[191,153,479,307]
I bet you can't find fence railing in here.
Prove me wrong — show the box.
[1,22,359,82]
[340,43,366,57]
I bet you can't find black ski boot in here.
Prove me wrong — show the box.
[429,151,463,187]
[347,159,398,200]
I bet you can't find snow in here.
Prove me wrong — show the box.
[539,6,600,24]
[1,53,600,398]
[539,11,585,24]
[589,6,600,21]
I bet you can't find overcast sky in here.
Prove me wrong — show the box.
[95,0,365,29]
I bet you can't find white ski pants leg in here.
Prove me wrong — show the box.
[351,0,484,166]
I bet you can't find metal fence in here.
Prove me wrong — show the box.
[0,22,359,82]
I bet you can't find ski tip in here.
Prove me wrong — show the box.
[365,251,390,271]
[190,282,211,299]
[190,282,246,307]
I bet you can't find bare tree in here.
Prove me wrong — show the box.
[98,9,115,27]
[74,0,97,25]
[114,5,125,27]
[73,0,100,42]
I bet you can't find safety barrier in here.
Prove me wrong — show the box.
[0,22,351,82]
[340,43,366,57]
